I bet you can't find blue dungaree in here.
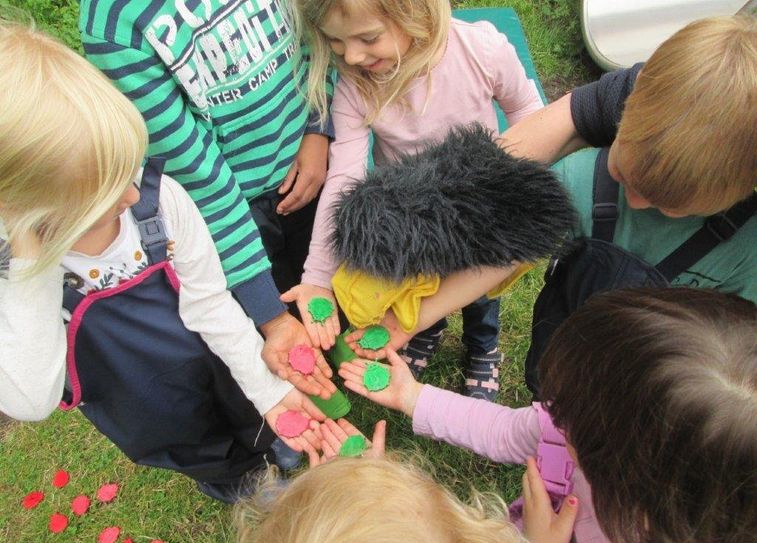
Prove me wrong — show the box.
[60,159,275,484]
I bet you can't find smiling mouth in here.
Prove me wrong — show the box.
[363,59,383,70]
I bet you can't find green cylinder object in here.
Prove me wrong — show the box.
[309,388,351,419]
[326,330,358,370]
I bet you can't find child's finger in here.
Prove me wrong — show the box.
[341,378,371,398]
[556,495,579,534]
[301,395,326,421]
[524,457,551,510]
[337,360,367,381]
[300,428,322,451]
[313,350,334,379]
[320,421,344,452]
[369,420,387,455]
[287,373,321,397]
[326,418,351,442]
[277,165,298,196]
[334,418,361,437]
[306,446,322,468]
[311,371,337,397]
[279,435,304,453]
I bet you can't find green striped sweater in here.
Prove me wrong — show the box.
[79,0,332,323]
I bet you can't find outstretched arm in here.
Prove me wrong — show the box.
[498,93,587,164]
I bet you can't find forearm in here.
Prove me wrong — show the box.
[166,178,292,414]
[301,88,371,288]
[415,265,520,332]
[0,260,67,421]
[412,385,540,463]
[498,94,588,164]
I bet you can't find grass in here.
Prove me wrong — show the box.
[0,0,589,540]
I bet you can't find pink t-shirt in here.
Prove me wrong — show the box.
[302,19,544,288]
[413,385,610,543]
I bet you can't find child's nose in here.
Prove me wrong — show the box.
[343,43,365,66]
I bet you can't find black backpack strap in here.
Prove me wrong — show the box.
[591,147,619,242]
[656,193,756,280]
[130,157,168,264]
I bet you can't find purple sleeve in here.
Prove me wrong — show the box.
[412,385,540,464]
[570,63,644,147]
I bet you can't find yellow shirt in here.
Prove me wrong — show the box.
[332,262,534,332]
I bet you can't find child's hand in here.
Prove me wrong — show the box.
[277,133,328,215]
[280,284,341,350]
[265,388,325,454]
[307,418,387,467]
[260,312,337,400]
[338,349,423,417]
[522,457,579,543]
[345,309,413,359]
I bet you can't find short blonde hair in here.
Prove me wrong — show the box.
[294,0,450,125]
[616,15,756,215]
[235,457,525,543]
[0,18,147,275]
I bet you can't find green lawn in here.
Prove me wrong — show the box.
[0,1,590,541]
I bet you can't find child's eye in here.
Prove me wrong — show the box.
[361,35,380,44]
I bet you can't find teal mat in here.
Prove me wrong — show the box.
[453,7,547,130]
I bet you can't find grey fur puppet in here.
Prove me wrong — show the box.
[330,123,576,283]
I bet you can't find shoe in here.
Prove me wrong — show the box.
[196,465,290,504]
[196,473,259,504]
[270,438,302,472]
[463,349,502,402]
[399,330,444,379]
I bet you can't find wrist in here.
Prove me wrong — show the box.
[259,311,292,338]
[401,381,424,418]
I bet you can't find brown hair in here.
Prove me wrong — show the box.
[539,288,757,543]
[616,16,756,215]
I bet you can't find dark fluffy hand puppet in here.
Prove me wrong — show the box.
[330,123,576,282]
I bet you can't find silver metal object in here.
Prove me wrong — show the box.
[581,0,751,71]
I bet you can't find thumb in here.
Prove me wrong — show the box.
[301,394,327,421]
[385,349,413,380]
[280,287,297,303]
[278,164,297,195]
[556,496,579,533]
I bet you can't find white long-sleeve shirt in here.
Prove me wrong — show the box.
[0,175,292,421]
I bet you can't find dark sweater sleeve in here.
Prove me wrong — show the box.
[570,63,644,147]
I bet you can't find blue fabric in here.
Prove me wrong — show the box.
[62,164,274,484]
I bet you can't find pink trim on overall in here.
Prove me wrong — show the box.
[59,261,181,410]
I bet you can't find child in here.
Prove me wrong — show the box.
[352,16,756,396]
[0,21,324,503]
[78,0,335,385]
[236,456,529,543]
[340,287,757,543]
[284,0,544,400]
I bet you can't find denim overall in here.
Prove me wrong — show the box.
[60,158,274,485]
[525,148,756,398]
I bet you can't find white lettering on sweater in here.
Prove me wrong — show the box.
[147,0,294,111]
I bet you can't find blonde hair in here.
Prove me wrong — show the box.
[616,15,756,215]
[0,18,147,275]
[294,0,450,125]
[235,457,525,543]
